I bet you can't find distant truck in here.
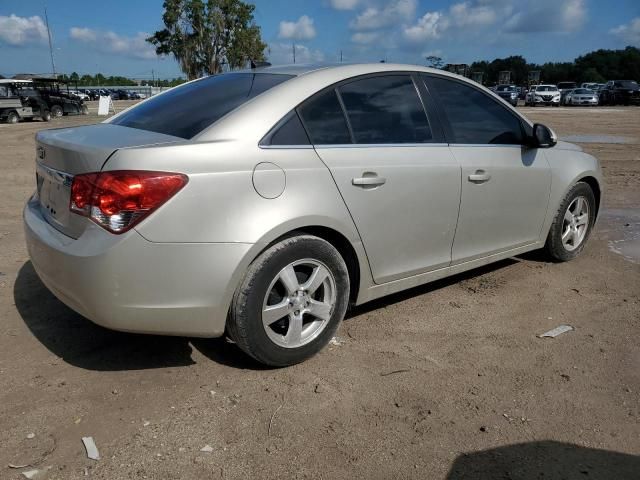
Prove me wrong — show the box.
[0,79,51,123]
[12,75,89,117]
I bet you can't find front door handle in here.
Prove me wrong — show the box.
[468,170,491,183]
[352,175,387,187]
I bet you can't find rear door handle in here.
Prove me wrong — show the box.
[352,176,386,187]
[468,170,491,183]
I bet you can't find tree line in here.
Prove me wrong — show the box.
[56,72,186,87]
[460,46,640,86]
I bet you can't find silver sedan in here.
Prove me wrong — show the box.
[24,63,602,366]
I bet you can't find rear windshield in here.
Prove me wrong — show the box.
[537,86,558,92]
[111,73,293,139]
[496,86,516,92]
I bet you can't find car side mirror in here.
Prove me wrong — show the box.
[531,123,557,149]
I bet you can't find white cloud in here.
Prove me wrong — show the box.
[403,12,444,42]
[449,2,497,28]
[610,17,640,45]
[0,14,48,46]
[351,31,383,44]
[267,43,325,65]
[70,27,157,60]
[350,0,417,31]
[69,27,96,42]
[328,0,361,10]
[278,15,317,40]
[504,0,587,33]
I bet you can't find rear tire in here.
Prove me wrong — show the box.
[41,110,51,122]
[6,111,19,124]
[228,234,350,367]
[544,182,596,262]
[51,105,63,117]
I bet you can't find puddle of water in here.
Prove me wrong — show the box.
[560,134,637,144]
[599,209,640,264]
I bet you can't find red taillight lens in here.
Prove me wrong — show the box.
[70,171,188,234]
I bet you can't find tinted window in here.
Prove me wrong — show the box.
[267,112,310,146]
[338,76,432,144]
[298,90,351,145]
[112,73,292,139]
[429,77,524,145]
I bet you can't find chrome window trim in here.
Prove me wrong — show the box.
[259,144,314,150]
[313,143,450,149]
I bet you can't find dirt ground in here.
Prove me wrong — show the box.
[0,103,638,479]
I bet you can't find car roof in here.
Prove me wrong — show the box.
[237,62,460,79]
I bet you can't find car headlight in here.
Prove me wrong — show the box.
[510,92,517,98]
[535,95,542,100]
[554,94,560,99]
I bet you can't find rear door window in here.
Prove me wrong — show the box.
[427,76,524,145]
[337,75,432,144]
[298,90,352,145]
[111,73,293,139]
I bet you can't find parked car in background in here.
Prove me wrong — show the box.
[581,82,599,90]
[494,84,519,107]
[564,88,599,106]
[24,63,602,366]
[557,82,577,106]
[69,90,89,101]
[525,85,561,106]
[599,80,640,105]
[129,91,141,99]
[81,89,100,101]
[116,89,132,100]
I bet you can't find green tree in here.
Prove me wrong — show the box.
[425,55,444,69]
[147,0,267,79]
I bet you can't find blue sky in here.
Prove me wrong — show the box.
[1,0,639,79]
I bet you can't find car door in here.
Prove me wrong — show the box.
[297,73,461,284]
[424,75,551,264]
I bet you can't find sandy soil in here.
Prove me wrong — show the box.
[0,103,638,479]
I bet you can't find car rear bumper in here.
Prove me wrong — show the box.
[24,196,251,337]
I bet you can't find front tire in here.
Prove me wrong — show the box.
[228,235,350,366]
[544,182,596,262]
[51,105,63,117]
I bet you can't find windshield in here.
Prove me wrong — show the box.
[111,73,293,139]
[614,80,639,89]
[537,86,558,92]
[573,89,593,94]
[496,85,516,92]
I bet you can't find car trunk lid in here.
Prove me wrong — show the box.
[35,123,183,239]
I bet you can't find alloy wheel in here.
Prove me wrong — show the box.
[562,196,590,251]
[262,259,336,349]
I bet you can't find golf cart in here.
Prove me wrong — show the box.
[0,79,51,123]
[13,74,89,118]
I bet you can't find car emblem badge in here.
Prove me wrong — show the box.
[37,146,45,160]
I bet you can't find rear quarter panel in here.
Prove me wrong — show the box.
[105,140,361,246]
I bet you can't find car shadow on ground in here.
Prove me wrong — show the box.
[13,261,265,371]
[445,440,640,480]
[15,255,540,372]
[345,258,519,319]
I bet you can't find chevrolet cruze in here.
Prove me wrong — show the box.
[24,64,602,366]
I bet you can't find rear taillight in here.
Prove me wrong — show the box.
[70,171,188,234]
